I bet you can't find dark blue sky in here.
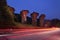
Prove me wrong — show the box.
[7,0,60,19]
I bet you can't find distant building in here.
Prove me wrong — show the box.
[39,14,46,27]
[20,10,29,24]
[44,20,51,28]
[31,12,39,26]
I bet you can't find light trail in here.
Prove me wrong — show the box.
[0,28,59,36]
[5,28,60,38]
[0,28,60,40]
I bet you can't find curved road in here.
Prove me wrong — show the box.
[0,28,60,40]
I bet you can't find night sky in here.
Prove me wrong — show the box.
[7,0,60,19]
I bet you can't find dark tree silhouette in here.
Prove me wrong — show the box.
[0,0,16,28]
[51,18,60,27]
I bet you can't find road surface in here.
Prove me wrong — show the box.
[0,28,60,40]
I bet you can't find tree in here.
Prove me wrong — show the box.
[51,18,60,27]
[0,0,16,28]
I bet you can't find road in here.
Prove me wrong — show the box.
[0,28,60,40]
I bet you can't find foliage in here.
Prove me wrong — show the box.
[56,22,60,27]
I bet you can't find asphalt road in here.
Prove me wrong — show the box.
[0,28,60,40]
